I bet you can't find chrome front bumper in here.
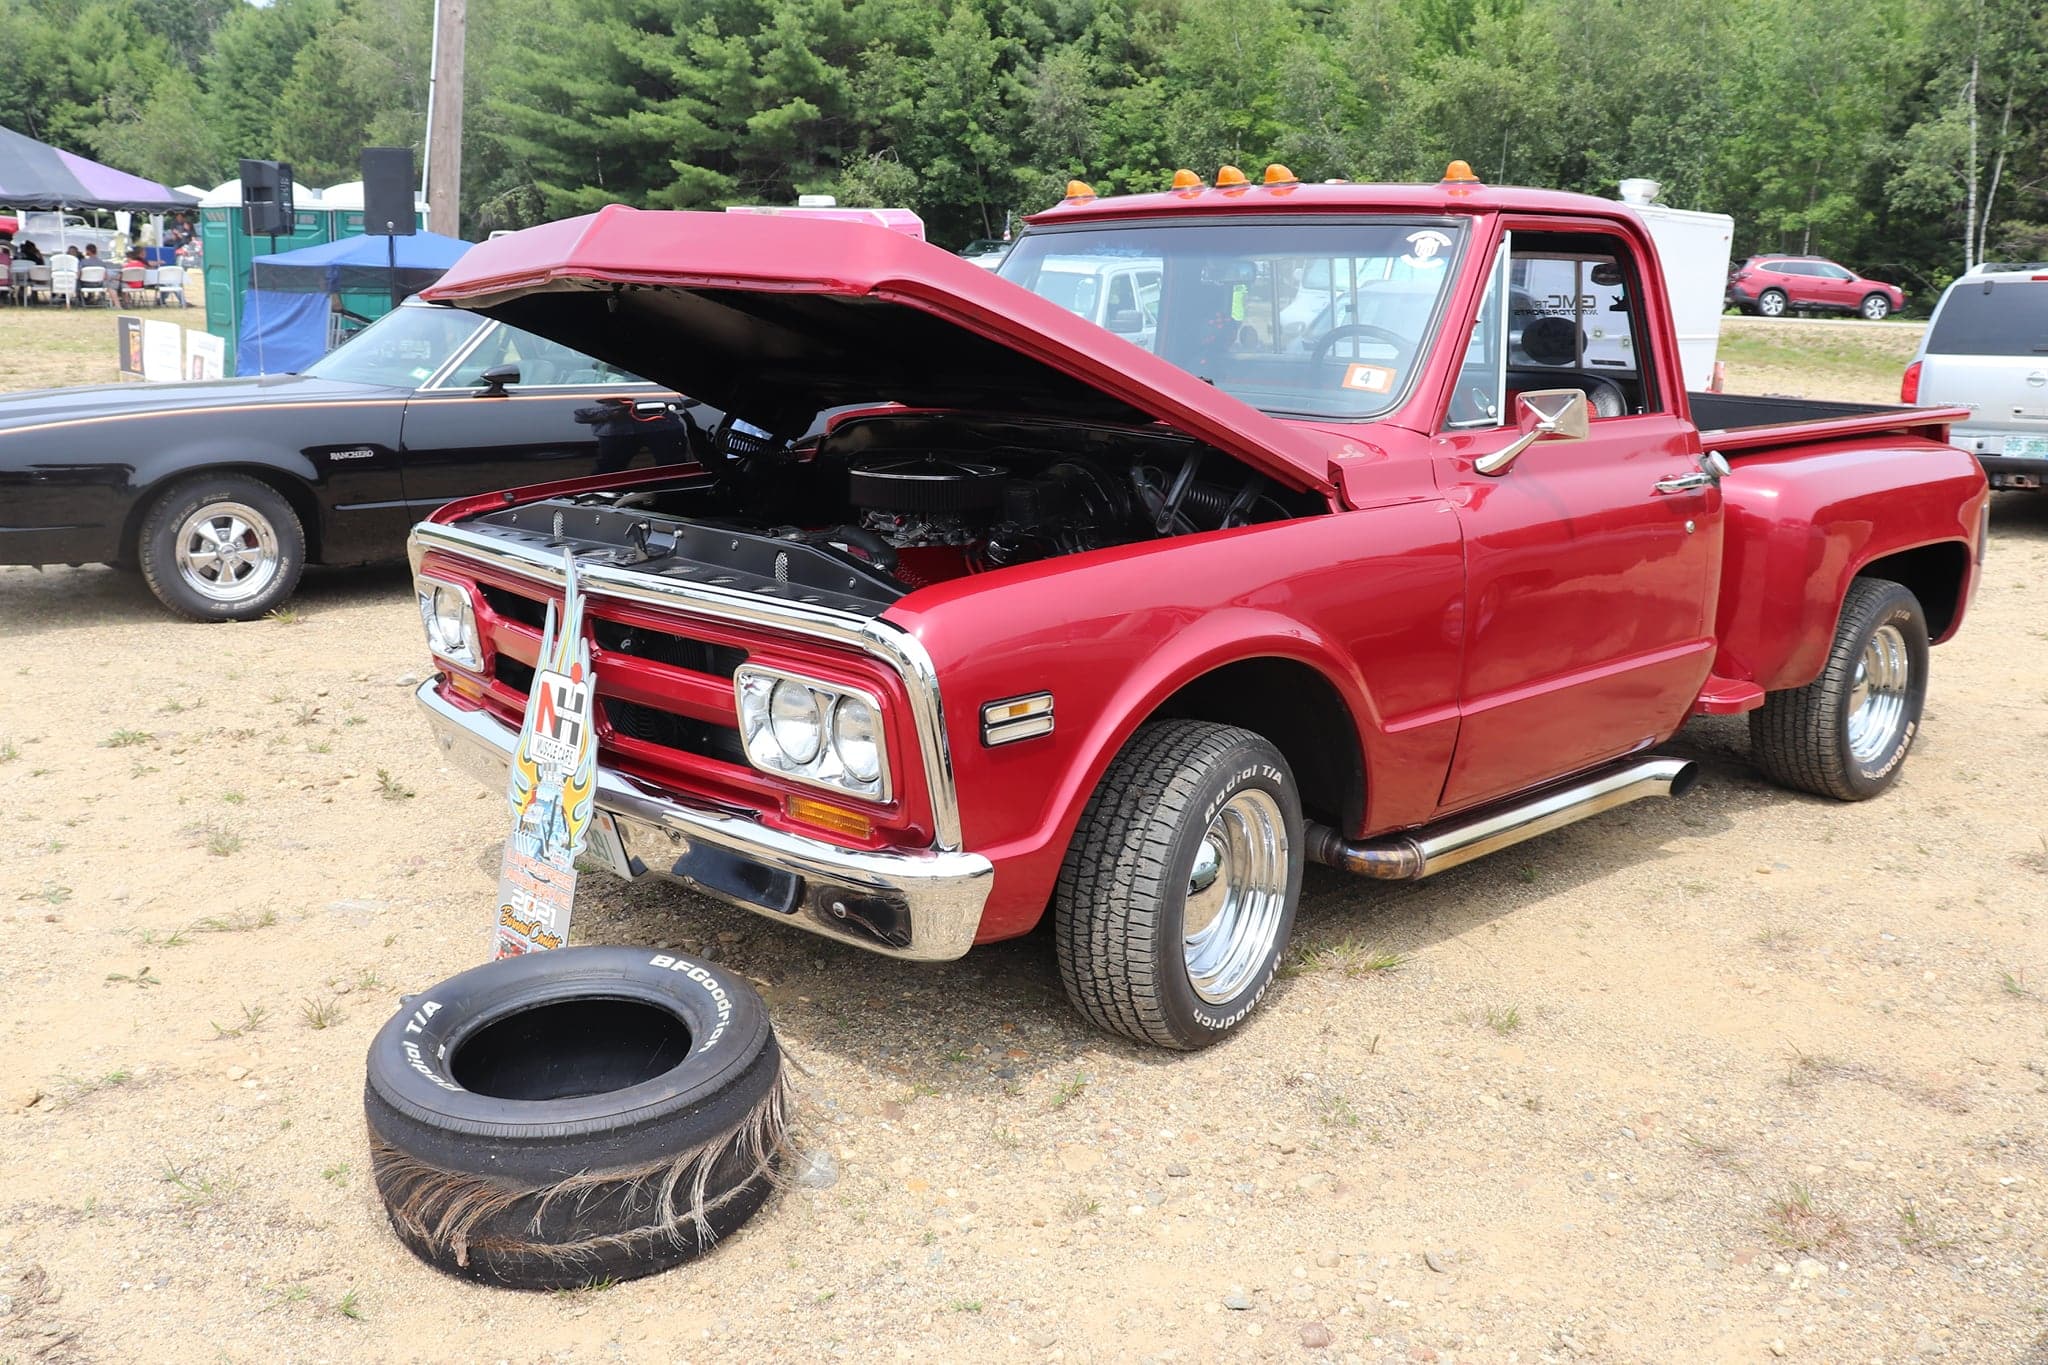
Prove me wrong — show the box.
[416,680,993,960]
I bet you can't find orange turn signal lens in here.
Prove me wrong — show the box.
[447,672,486,702]
[1170,168,1203,190]
[1064,179,1096,200]
[787,796,874,840]
[1215,164,1248,188]
[1262,163,1297,185]
[1442,159,1480,183]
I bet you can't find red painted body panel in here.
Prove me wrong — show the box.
[417,180,1990,951]
[885,506,1466,939]
[1710,436,1988,688]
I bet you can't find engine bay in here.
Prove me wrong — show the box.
[468,412,1323,614]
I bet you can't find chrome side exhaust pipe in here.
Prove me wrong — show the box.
[1305,756,1699,881]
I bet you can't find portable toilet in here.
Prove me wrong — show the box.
[198,177,327,374]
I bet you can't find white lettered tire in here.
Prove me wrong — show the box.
[1054,721,1303,1049]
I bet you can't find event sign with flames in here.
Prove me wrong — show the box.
[495,553,600,958]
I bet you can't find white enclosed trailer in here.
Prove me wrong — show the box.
[1616,178,1734,392]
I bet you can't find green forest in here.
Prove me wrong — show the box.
[2,0,2042,300]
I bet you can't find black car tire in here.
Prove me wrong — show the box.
[1755,288,1788,318]
[1054,721,1303,1051]
[138,473,305,622]
[364,946,788,1290]
[1860,293,1892,321]
[1750,578,1929,802]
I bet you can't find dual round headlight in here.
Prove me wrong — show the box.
[746,672,885,794]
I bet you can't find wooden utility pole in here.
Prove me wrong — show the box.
[425,0,467,236]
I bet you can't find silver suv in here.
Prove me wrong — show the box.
[1907,265,2048,490]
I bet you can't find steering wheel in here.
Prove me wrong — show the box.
[1310,323,1412,376]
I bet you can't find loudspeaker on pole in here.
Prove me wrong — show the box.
[239,159,293,237]
[360,148,417,237]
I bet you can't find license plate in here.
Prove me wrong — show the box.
[582,811,635,879]
[2004,435,2048,459]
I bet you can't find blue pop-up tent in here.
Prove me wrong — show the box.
[237,230,472,375]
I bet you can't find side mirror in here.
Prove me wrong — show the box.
[1106,308,1143,335]
[477,362,519,395]
[1475,388,1590,475]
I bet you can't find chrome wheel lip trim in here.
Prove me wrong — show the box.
[1846,622,1910,764]
[1183,789,1290,1006]
[173,500,281,604]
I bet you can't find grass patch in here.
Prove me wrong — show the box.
[210,1003,271,1040]
[292,703,321,726]
[0,738,18,763]
[2000,970,2031,999]
[105,965,162,988]
[160,1162,231,1210]
[1484,1003,1522,1035]
[1293,938,1408,978]
[334,1289,365,1321]
[136,925,191,948]
[300,997,343,1030]
[1763,1184,1851,1252]
[101,728,154,748]
[375,768,414,800]
[321,1163,351,1186]
[196,909,277,933]
[1045,1072,1088,1111]
[267,607,304,626]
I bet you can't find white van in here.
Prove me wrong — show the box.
[1906,266,2048,490]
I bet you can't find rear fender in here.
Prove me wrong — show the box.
[1712,439,1986,691]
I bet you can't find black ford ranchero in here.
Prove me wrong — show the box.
[0,302,708,619]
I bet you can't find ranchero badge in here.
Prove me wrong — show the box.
[494,550,599,958]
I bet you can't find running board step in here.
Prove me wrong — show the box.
[1305,757,1699,881]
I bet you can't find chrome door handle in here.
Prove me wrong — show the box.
[1654,450,1731,495]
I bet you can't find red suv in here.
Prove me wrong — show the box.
[1726,256,1906,320]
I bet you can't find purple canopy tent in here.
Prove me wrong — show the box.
[0,123,197,213]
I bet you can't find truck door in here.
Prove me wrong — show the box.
[1434,224,1724,810]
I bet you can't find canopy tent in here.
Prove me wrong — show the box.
[0,124,197,211]
[250,229,471,295]
[238,230,472,375]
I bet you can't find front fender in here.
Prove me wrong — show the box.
[887,504,1465,940]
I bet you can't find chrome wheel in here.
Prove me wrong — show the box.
[173,501,280,605]
[1757,290,1786,317]
[1861,296,1890,321]
[1845,623,1910,764]
[1182,789,1290,1005]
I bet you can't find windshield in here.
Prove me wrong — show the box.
[303,306,486,386]
[999,219,1465,419]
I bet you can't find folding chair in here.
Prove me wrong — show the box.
[48,262,78,307]
[77,264,110,307]
[119,264,147,306]
[153,265,188,307]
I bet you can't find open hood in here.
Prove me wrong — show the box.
[422,205,1336,495]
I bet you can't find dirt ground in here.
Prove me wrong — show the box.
[2,321,2045,1365]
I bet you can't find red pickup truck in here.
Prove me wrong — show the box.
[408,168,1987,1049]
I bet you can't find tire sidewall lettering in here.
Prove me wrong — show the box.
[1174,751,1300,1041]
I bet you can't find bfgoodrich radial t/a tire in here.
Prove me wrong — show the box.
[1054,720,1303,1050]
[364,947,788,1290]
[1750,577,1929,801]
[138,473,304,621]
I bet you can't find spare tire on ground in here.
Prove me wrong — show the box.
[364,946,788,1290]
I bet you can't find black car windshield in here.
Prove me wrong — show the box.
[302,306,486,387]
[998,219,1466,419]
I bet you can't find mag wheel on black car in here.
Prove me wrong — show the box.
[1750,577,1929,801]
[1054,720,1303,1050]
[138,473,305,621]
[364,946,788,1290]
[1755,288,1788,318]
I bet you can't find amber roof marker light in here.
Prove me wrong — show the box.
[1262,164,1298,185]
[1215,165,1250,189]
[1442,160,1481,184]
[1170,168,1204,191]
[1064,179,1096,202]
